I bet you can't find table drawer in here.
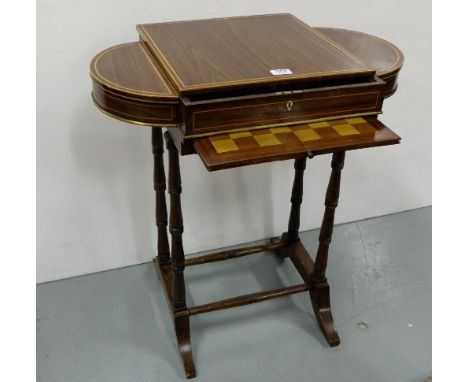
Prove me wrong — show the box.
[181,79,385,137]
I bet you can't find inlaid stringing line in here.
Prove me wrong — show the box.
[138,21,376,90]
[91,43,175,97]
[286,15,371,70]
[317,27,403,75]
[192,91,380,130]
[138,44,173,93]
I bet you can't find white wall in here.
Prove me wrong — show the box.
[37,0,431,283]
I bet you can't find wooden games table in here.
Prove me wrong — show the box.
[90,14,403,378]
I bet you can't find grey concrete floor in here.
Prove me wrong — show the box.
[37,207,431,382]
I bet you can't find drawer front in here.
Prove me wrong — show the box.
[184,88,384,136]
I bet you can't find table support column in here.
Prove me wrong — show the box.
[273,157,307,259]
[166,135,196,379]
[310,151,345,347]
[152,128,170,265]
[287,157,307,242]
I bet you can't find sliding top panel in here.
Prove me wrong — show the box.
[137,14,375,95]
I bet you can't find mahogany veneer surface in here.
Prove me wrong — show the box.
[137,14,375,95]
[90,42,177,100]
[316,28,403,79]
[90,15,403,128]
[90,42,178,126]
[194,117,400,170]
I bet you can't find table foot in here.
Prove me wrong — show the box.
[174,315,197,379]
[309,280,340,347]
[270,234,290,260]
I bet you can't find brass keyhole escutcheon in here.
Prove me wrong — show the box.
[286,100,294,111]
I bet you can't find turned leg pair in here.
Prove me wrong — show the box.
[152,128,195,377]
[278,153,344,347]
[152,127,345,378]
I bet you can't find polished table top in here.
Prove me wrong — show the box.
[137,14,374,95]
[89,14,403,170]
[90,14,403,131]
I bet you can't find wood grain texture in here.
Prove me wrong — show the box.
[316,28,403,78]
[91,87,177,126]
[90,42,178,126]
[308,152,346,347]
[167,135,186,311]
[137,14,375,95]
[181,79,385,136]
[184,240,287,266]
[184,284,309,316]
[287,157,307,241]
[316,28,404,97]
[152,128,170,265]
[90,18,404,128]
[93,18,407,377]
[313,152,345,281]
[90,42,177,100]
[194,117,400,171]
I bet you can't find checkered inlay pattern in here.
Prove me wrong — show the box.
[209,117,369,154]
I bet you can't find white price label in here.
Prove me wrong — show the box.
[270,68,293,76]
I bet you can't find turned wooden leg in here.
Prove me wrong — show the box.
[152,128,170,266]
[287,157,307,242]
[310,151,345,347]
[166,134,196,379]
[273,157,307,259]
[314,152,345,281]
